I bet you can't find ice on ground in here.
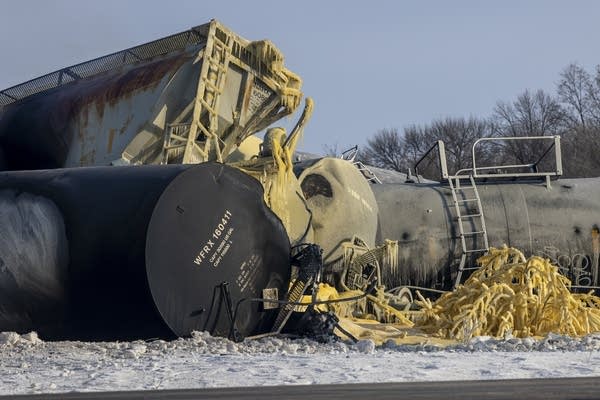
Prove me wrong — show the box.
[1,330,600,395]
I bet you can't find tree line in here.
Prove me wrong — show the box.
[357,63,600,178]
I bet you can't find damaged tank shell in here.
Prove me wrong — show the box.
[0,42,198,170]
[373,179,600,290]
[0,20,302,170]
[296,158,379,264]
[0,163,290,340]
[0,191,69,334]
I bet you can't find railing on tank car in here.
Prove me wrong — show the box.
[414,135,563,186]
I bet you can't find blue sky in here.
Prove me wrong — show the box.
[1,1,599,154]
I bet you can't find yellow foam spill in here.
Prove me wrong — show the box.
[416,246,600,340]
[313,246,600,345]
[247,40,302,113]
[232,98,313,244]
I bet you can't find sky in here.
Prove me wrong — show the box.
[1,0,599,154]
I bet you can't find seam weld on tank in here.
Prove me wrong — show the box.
[0,163,290,340]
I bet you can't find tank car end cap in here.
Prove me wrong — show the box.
[146,163,290,338]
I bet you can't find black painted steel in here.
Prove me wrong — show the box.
[0,163,290,340]
[145,164,290,338]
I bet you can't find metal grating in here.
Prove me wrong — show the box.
[0,93,14,106]
[0,26,209,109]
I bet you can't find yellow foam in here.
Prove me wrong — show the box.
[416,246,600,340]
[313,246,600,345]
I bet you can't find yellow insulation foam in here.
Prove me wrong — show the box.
[415,246,600,340]
[313,246,600,345]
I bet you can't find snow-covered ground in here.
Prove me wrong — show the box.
[1,331,600,395]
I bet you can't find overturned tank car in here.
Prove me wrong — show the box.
[0,19,302,170]
[0,20,308,340]
[299,137,600,297]
[0,163,291,340]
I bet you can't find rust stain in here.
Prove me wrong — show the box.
[80,149,96,166]
[120,114,134,135]
[592,226,600,252]
[70,51,193,119]
[95,99,105,120]
[0,48,194,169]
[107,128,116,154]
[241,74,254,117]
[592,226,600,286]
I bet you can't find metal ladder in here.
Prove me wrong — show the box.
[354,161,382,184]
[163,23,233,164]
[448,175,489,288]
[185,27,233,163]
[340,146,382,184]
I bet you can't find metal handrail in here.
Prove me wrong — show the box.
[340,145,359,162]
[469,136,562,179]
[454,164,537,178]
[413,140,448,181]
[413,136,562,183]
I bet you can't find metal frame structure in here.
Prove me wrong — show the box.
[414,136,563,185]
[159,20,303,165]
[449,175,489,288]
[459,136,562,181]
[339,145,382,184]
[414,140,449,181]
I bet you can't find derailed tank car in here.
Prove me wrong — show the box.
[372,175,600,290]
[0,19,302,170]
[295,137,600,295]
[0,20,310,341]
[0,163,290,340]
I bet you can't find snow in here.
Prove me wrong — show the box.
[1,331,600,395]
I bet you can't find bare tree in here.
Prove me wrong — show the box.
[360,128,408,172]
[322,143,341,158]
[360,64,600,179]
[426,117,491,173]
[402,125,430,167]
[587,65,600,125]
[492,89,566,165]
[558,63,593,128]
[361,118,491,177]
[561,125,600,177]
[556,64,600,177]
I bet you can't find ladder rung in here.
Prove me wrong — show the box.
[195,121,212,137]
[460,267,481,271]
[461,231,485,236]
[465,249,488,253]
[207,58,228,71]
[198,98,217,115]
[457,213,482,219]
[455,198,478,203]
[203,79,222,93]
[455,186,475,190]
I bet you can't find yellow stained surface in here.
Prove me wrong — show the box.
[416,246,600,340]
[314,246,600,346]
